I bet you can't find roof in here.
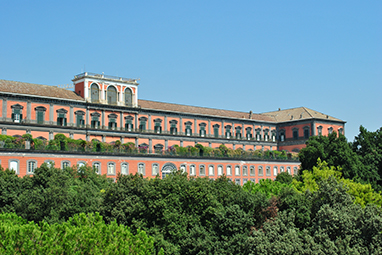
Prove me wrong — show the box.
[0,79,84,101]
[261,107,344,122]
[138,99,276,122]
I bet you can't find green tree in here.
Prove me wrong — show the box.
[16,163,110,224]
[102,172,267,255]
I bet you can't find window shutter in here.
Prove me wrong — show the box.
[20,114,23,120]
[63,118,67,126]
[11,113,14,120]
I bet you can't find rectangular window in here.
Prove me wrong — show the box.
[246,132,252,140]
[108,118,117,130]
[76,115,84,127]
[258,167,263,176]
[139,121,146,131]
[121,163,128,175]
[27,161,36,174]
[125,120,133,131]
[235,179,241,185]
[91,117,100,129]
[256,131,261,141]
[170,124,177,135]
[12,109,22,123]
[293,130,298,140]
[57,114,67,126]
[154,123,162,133]
[37,111,44,124]
[152,164,159,175]
[304,129,309,139]
[225,128,231,139]
[214,127,219,138]
[200,127,206,137]
[264,132,269,141]
[108,163,115,175]
[185,125,192,136]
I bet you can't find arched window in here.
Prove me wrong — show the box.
[273,166,278,176]
[9,160,19,174]
[235,165,240,176]
[293,167,298,175]
[92,162,100,174]
[266,166,271,176]
[152,163,159,176]
[190,165,196,176]
[107,86,117,105]
[258,166,263,176]
[138,163,145,175]
[121,163,128,175]
[107,162,116,175]
[242,166,248,176]
[91,83,100,103]
[217,165,223,176]
[62,161,71,169]
[208,165,214,176]
[250,166,255,176]
[199,165,205,176]
[287,166,291,174]
[27,160,37,174]
[125,87,133,106]
[226,165,232,176]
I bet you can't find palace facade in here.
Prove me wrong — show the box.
[0,72,345,182]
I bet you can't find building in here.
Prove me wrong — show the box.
[0,72,345,182]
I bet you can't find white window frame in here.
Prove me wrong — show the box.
[180,164,187,173]
[208,165,214,176]
[27,160,37,174]
[217,165,223,176]
[242,166,248,176]
[107,162,116,175]
[250,166,255,176]
[138,163,145,175]
[258,166,263,176]
[273,166,278,176]
[190,164,196,176]
[235,165,240,176]
[199,165,205,176]
[152,163,159,176]
[266,166,271,176]
[121,163,128,175]
[62,161,71,169]
[93,162,101,174]
[226,165,232,176]
[9,159,19,174]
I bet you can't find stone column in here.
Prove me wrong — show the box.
[102,110,105,129]
[26,101,31,123]
[179,116,183,133]
[165,140,168,150]
[49,104,54,124]
[2,98,7,121]
[135,137,139,147]
[180,140,183,147]
[208,119,211,136]
[148,139,152,153]
[70,106,74,126]
[148,114,152,131]
[120,112,123,131]
[221,120,225,137]
[194,118,197,136]
[134,113,138,130]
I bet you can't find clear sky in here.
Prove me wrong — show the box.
[0,1,381,141]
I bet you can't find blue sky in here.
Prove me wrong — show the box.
[0,1,381,141]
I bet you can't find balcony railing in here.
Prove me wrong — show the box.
[73,72,139,83]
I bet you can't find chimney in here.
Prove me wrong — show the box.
[249,111,253,119]
[278,108,281,111]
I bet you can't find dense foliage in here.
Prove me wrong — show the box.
[0,133,299,160]
[0,212,157,254]
[1,125,381,254]
[299,126,382,191]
